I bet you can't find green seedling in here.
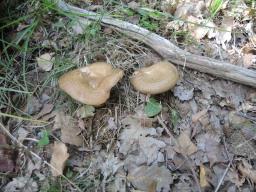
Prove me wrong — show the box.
[170,109,180,128]
[210,0,223,17]
[144,98,162,117]
[38,130,50,147]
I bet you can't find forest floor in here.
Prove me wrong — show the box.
[0,0,256,191]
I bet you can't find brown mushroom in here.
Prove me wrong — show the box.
[59,62,124,106]
[130,61,179,94]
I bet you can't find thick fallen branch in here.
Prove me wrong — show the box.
[57,1,256,88]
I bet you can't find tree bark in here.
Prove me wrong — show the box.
[57,0,256,88]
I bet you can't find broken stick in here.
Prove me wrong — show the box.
[57,0,256,88]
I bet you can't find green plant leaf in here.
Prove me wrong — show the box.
[144,98,162,117]
[76,105,95,118]
[138,7,166,20]
[170,109,180,128]
[121,8,135,16]
[38,130,49,147]
[139,16,159,31]
[66,168,74,178]
[210,0,223,17]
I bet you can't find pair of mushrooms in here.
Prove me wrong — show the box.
[59,61,179,106]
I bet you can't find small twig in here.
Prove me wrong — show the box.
[0,122,82,192]
[157,116,173,138]
[214,161,231,192]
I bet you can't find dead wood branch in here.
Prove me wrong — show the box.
[57,1,256,88]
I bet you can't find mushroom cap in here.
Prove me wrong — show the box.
[59,62,124,106]
[130,61,179,94]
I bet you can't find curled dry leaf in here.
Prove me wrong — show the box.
[200,164,210,188]
[50,142,69,177]
[238,160,256,183]
[175,132,197,156]
[187,16,216,40]
[174,1,205,19]
[54,111,83,146]
[127,165,173,192]
[36,52,55,72]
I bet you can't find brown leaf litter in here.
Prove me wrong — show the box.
[119,116,166,165]
[53,111,83,146]
[0,133,17,172]
[50,142,69,177]
[174,131,197,156]
[127,165,173,192]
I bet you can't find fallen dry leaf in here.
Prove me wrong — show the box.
[0,134,17,172]
[238,160,256,183]
[197,133,228,166]
[172,174,196,191]
[127,165,173,191]
[50,142,69,177]
[174,85,194,101]
[211,80,247,109]
[36,53,54,71]
[33,104,54,119]
[213,164,244,187]
[215,16,233,49]
[17,127,29,143]
[242,47,256,68]
[54,111,83,146]
[4,177,38,192]
[200,164,209,188]
[174,1,204,19]
[23,96,42,115]
[101,154,124,179]
[175,132,197,156]
[106,171,127,192]
[71,18,91,35]
[26,157,41,177]
[192,109,208,123]
[187,16,216,40]
[119,116,166,165]
[76,105,95,118]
